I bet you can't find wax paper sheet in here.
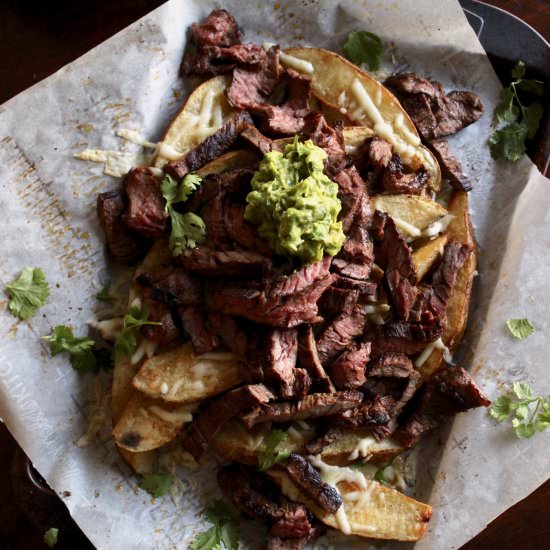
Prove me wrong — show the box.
[0,1,548,549]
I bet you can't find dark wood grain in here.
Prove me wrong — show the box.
[0,1,548,549]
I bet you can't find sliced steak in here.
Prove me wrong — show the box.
[432,91,484,138]
[140,289,179,345]
[297,325,335,393]
[385,73,445,98]
[428,138,471,191]
[329,341,371,390]
[395,364,490,447]
[274,454,342,513]
[179,305,220,354]
[316,303,368,367]
[242,390,363,428]
[240,123,276,154]
[367,353,413,378]
[138,267,202,306]
[178,246,272,277]
[318,285,360,317]
[165,111,254,179]
[333,166,366,233]
[224,202,273,255]
[382,154,428,195]
[206,312,247,361]
[199,193,232,249]
[373,211,418,320]
[189,9,242,49]
[97,190,143,265]
[182,384,274,461]
[123,167,167,238]
[329,395,394,431]
[267,257,331,297]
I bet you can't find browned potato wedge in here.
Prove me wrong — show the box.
[118,448,156,475]
[320,431,403,466]
[284,47,441,191]
[413,234,449,281]
[195,149,260,177]
[113,392,195,452]
[153,75,235,168]
[211,419,316,466]
[269,466,431,541]
[132,343,241,403]
[371,194,448,239]
[417,191,476,379]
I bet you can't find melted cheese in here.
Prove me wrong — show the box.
[279,51,315,74]
[415,337,452,367]
[74,149,142,177]
[392,217,422,238]
[156,141,184,161]
[148,404,194,425]
[422,214,454,238]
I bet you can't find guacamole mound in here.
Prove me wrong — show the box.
[244,137,345,263]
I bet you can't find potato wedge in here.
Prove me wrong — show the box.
[269,465,431,541]
[284,47,441,191]
[132,343,241,403]
[412,233,448,281]
[371,194,448,238]
[417,191,476,379]
[320,430,403,466]
[113,392,195,452]
[118,447,156,474]
[153,75,235,168]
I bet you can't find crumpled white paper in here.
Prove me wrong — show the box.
[0,1,548,549]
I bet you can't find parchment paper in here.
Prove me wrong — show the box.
[0,1,548,549]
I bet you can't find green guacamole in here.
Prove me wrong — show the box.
[244,137,345,263]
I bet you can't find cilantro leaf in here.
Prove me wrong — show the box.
[489,383,550,438]
[114,305,162,360]
[161,174,180,211]
[42,325,95,356]
[259,429,291,471]
[170,211,206,256]
[343,31,383,70]
[190,501,241,550]
[489,60,546,162]
[374,466,390,486]
[43,527,59,548]
[489,122,527,161]
[506,318,534,339]
[95,282,114,302]
[178,173,203,203]
[6,267,50,320]
[138,473,173,497]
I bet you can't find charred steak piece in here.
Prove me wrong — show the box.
[123,167,167,238]
[329,341,371,390]
[382,153,428,195]
[182,384,274,461]
[428,138,472,192]
[274,454,342,513]
[297,325,335,393]
[206,312,248,361]
[97,190,143,265]
[178,305,220,355]
[367,352,413,378]
[165,111,254,179]
[395,364,490,447]
[241,390,364,428]
[137,266,203,306]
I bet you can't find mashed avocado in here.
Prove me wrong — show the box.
[244,137,345,263]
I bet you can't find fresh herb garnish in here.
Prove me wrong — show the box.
[42,325,97,372]
[189,500,241,550]
[161,173,206,255]
[374,465,391,487]
[114,305,162,359]
[259,429,291,471]
[489,61,545,161]
[95,282,114,302]
[138,472,173,497]
[489,382,550,438]
[6,267,50,320]
[343,31,383,71]
[506,318,534,339]
[43,527,59,548]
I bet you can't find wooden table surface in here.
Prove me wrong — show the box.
[0,1,548,549]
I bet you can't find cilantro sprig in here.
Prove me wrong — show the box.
[43,527,59,548]
[6,267,50,320]
[489,382,550,438]
[189,500,241,550]
[42,325,97,372]
[161,173,206,255]
[506,318,534,339]
[259,429,291,471]
[489,61,545,161]
[114,305,162,359]
[138,472,173,498]
[343,31,383,71]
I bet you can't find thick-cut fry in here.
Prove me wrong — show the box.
[132,343,241,403]
[320,430,403,465]
[118,448,156,474]
[153,75,235,168]
[283,47,441,191]
[418,191,476,379]
[413,233,449,281]
[269,467,431,541]
[113,392,195,452]
[371,194,448,237]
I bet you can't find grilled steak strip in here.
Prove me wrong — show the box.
[428,138,472,191]
[329,341,371,390]
[182,384,274,461]
[178,305,220,354]
[297,325,335,393]
[242,390,364,428]
[274,454,342,513]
